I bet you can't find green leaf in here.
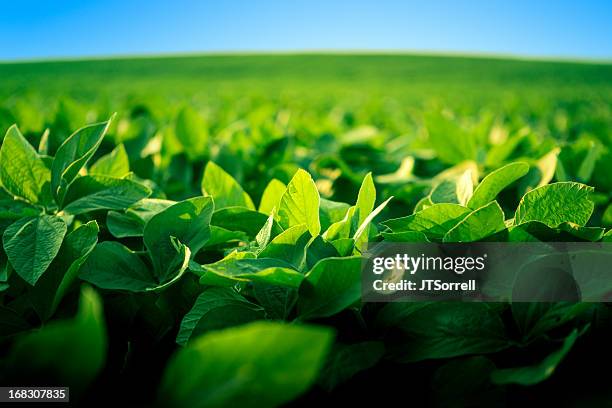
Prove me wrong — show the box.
[106,198,176,238]
[254,214,275,251]
[0,199,41,234]
[514,182,594,227]
[3,286,106,396]
[468,162,529,209]
[443,201,506,242]
[258,178,287,215]
[430,169,474,206]
[61,175,151,215]
[176,287,264,346]
[252,283,297,320]
[159,322,333,408]
[80,241,156,291]
[319,198,351,232]
[201,161,254,210]
[51,117,112,204]
[278,169,321,236]
[0,125,51,204]
[106,210,143,238]
[491,328,583,386]
[322,206,356,241]
[175,106,208,160]
[355,173,376,227]
[382,203,471,240]
[298,256,361,320]
[3,215,67,285]
[353,197,392,246]
[259,224,312,268]
[378,302,508,362]
[207,226,249,247]
[144,197,213,281]
[196,257,303,288]
[212,207,279,239]
[89,143,130,177]
[425,112,477,165]
[30,221,99,320]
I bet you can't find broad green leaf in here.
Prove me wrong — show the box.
[319,198,351,231]
[425,112,477,164]
[413,196,434,212]
[508,220,605,242]
[30,221,99,320]
[144,197,213,281]
[107,198,176,238]
[106,210,144,238]
[3,287,106,396]
[3,215,67,285]
[176,287,264,346]
[298,256,361,320]
[514,182,594,227]
[201,161,254,210]
[468,162,529,209]
[259,178,287,214]
[491,328,583,386]
[206,226,249,247]
[89,143,130,177]
[196,257,303,288]
[430,169,473,206]
[159,322,333,408]
[61,175,151,215]
[443,201,506,242]
[126,198,176,223]
[382,203,471,240]
[0,199,41,234]
[278,169,321,236]
[212,207,280,238]
[0,125,51,204]
[305,235,342,269]
[175,106,208,160]
[378,302,508,362]
[252,283,297,320]
[322,206,356,241]
[259,224,311,268]
[80,241,156,291]
[51,117,112,204]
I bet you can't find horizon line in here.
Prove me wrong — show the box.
[1,48,611,66]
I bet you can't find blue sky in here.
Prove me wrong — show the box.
[1,0,610,60]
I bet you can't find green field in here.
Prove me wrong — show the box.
[1,54,612,406]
